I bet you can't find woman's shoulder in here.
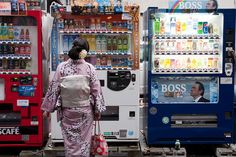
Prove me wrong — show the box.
[84,61,96,71]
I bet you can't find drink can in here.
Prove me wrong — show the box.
[203,22,208,34]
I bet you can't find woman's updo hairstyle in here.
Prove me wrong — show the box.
[68,37,90,60]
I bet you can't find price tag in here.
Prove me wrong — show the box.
[0,2,11,15]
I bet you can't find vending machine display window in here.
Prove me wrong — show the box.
[0,16,38,75]
[151,13,224,74]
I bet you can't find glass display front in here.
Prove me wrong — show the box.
[151,77,219,104]
[151,13,223,74]
[0,16,38,74]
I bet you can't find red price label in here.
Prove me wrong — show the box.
[0,2,11,15]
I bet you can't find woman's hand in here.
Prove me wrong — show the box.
[94,112,101,121]
[43,111,50,117]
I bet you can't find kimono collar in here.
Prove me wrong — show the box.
[69,59,86,64]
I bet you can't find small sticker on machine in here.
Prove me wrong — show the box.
[17,100,29,107]
[220,77,233,84]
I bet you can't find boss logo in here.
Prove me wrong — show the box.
[179,2,203,9]
[161,84,186,93]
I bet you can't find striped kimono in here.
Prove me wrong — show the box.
[41,59,106,157]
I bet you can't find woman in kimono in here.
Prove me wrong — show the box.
[41,38,106,157]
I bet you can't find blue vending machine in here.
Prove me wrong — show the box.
[145,7,235,145]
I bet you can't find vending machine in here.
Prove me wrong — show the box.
[145,7,235,144]
[0,9,47,147]
[50,2,140,142]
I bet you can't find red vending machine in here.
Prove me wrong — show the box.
[0,10,47,147]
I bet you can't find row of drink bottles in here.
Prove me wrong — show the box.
[0,23,30,40]
[0,43,31,55]
[11,0,27,15]
[88,56,132,67]
[155,39,220,52]
[63,35,129,52]
[154,16,219,35]
[59,18,132,31]
[0,59,28,70]
[154,57,219,70]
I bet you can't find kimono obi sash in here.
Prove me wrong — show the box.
[60,75,90,108]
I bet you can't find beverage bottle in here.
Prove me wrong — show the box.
[0,43,2,54]
[8,59,14,69]
[25,29,30,40]
[191,58,197,69]
[187,57,191,69]
[203,22,208,34]
[64,20,68,30]
[100,56,107,65]
[0,23,2,40]
[9,43,15,54]
[213,24,219,35]
[20,44,25,54]
[213,58,218,69]
[107,56,112,66]
[160,19,165,35]
[198,22,203,34]
[3,43,8,54]
[96,18,101,30]
[208,58,213,68]
[187,17,193,35]
[19,59,27,69]
[14,59,20,69]
[112,36,117,51]
[176,19,181,34]
[192,18,198,35]
[122,35,128,51]
[68,20,74,30]
[11,0,18,15]
[208,23,213,34]
[192,40,197,51]
[101,35,107,52]
[15,44,20,54]
[165,18,171,35]
[181,20,187,34]
[176,41,181,51]
[2,23,8,40]
[25,45,31,54]
[8,23,14,40]
[96,57,101,66]
[2,59,8,69]
[13,26,20,40]
[170,17,176,35]
[96,35,102,52]
[107,36,112,51]
[154,17,160,35]
[20,29,25,40]
[90,35,96,51]
[117,36,123,51]
[91,19,96,30]
[19,0,26,15]
[0,60,2,70]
